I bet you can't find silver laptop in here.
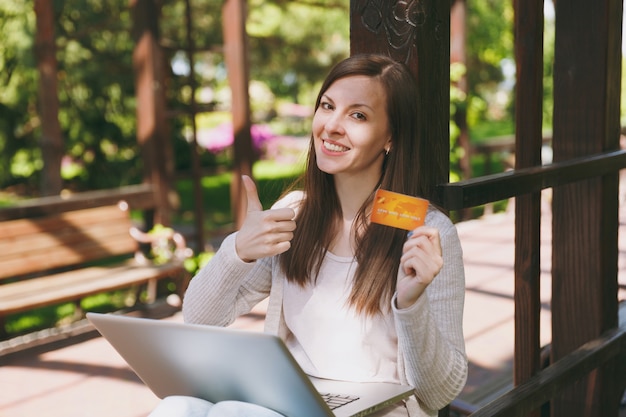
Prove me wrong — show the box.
[87,312,414,417]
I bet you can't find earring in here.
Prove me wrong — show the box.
[385,148,390,155]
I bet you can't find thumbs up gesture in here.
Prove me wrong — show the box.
[234,175,297,262]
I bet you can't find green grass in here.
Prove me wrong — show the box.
[4,290,135,337]
[471,119,515,142]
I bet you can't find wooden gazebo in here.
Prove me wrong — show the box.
[134,0,626,415]
[36,0,626,415]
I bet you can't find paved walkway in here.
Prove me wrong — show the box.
[1,198,625,417]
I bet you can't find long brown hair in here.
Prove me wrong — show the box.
[279,54,425,316]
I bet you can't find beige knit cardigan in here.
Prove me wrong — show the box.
[182,205,468,417]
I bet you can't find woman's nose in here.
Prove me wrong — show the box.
[324,113,345,135]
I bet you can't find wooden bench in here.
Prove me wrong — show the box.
[0,185,191,338]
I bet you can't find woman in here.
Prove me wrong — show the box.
[154,54,467,417]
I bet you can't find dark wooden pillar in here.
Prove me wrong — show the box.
[551,0,622,415]
[34,0,64,196]
[131,0,173,227]
[512,0,543,407]
[350,0,451,200]
[450,0,471,183]
[351,2,451,415]
[184,0,205,251]
[223,0,254,228]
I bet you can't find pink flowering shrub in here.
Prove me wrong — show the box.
[196,122,276,154]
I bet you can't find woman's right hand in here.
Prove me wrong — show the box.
[235,175,297,262]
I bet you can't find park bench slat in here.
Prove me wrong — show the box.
[0,260,184,315]
[0,188,191,337]
[0,229,137,262]
[0,205,127,235]
[0,206,138,280]
[0,222,134,257]
[0,235,137,281]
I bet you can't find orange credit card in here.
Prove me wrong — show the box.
[370,189,429,231]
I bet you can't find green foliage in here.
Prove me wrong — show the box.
[247,0,349,103]
[175,159,304,230]
[184,251,215,275]
[4,290,132,336]
[466,0,514,91]
[470,119,515,143]
[0,1,38,191]
[0,0,566,207]
[542,5,556,129]
[0,0,142,192]
[54,1,141,190]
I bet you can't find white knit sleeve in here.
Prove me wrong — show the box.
[393,209,468,412]
[182,233,272,327]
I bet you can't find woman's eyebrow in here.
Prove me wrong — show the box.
[321,93,375,112]
[352,103,374,111]
[346,102,375,114]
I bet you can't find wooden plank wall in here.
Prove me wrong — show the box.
[550,0,622,414]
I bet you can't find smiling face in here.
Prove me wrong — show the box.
[312,75,392,184]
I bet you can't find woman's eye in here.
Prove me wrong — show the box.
[352,112,366,121]
[320,102,334,110]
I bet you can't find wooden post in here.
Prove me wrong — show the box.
[184,0,205,251]
[551,0,622,415]
[131,0,173,227]
[350,0,451,199]
[512,0,544,409]
[450,0,471,183]
[223,0,254,229]
[34,0,64,196]
[351,2,451,416]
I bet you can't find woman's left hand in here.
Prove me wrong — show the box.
[396,226,443,309]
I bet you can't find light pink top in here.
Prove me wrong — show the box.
[283,251,400,383]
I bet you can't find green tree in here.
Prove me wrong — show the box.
[465,0,515,131]
[0,0,527,196]
[54,0,140,189]
[0,0,141,192]
[246,0,349,104]
[0,1,39,192]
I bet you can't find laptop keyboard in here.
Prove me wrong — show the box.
[319,392,360,410]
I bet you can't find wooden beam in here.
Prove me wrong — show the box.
[131,0,173,227]
[551,0,622,413]
[184,0,205,251]
[512,0,544,400]
[223,0,253,229]
[451,0,472,187]
[434,150,626,210]
[34,0,64,196]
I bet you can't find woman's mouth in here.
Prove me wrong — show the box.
[323,140,350,153]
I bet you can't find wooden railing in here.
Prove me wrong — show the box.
[468,318,626,417]
[436,149,626,210]
[434,149,626,415]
